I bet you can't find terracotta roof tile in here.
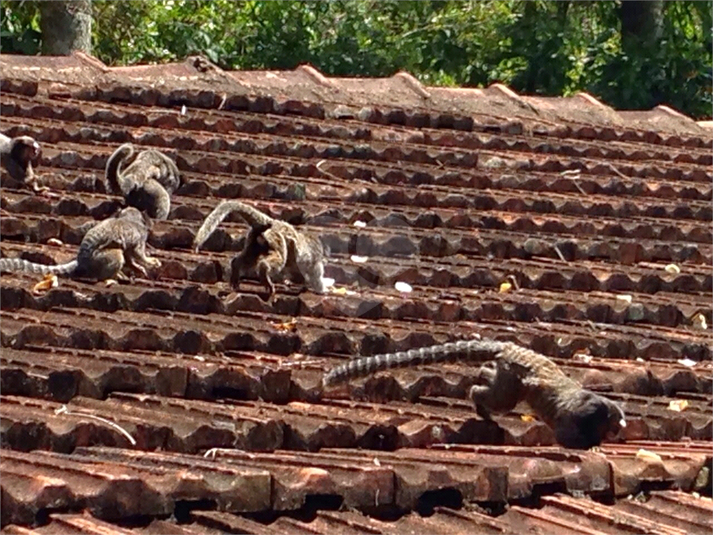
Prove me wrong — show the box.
[1,53,711,531]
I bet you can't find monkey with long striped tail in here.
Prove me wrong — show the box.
[193,200,326,301]
[323,338,627,449]
[0,207,161,281]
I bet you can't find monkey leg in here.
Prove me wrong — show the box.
[300,257,325,294]
[257,250,287,301]
[84,248,126,281]
[132,241,161,269]
[126,256,149,278]
[229,261,243,290]
[254,230,288,300]
[229,247,261,290]
[140,179,172,220]
[469,361,523,420]
[29,176,50,195]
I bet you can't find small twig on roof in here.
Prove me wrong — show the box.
[279,359,323,368]
[315,159,343,182]
[560,169,586,194]
[506,274,520,290]
[553,245,567,262]
[204,447,255,460]
[54,405,136,446]
[586,320,602,331]
[608,164,629,179]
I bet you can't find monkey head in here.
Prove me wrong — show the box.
[555,390,626,449]
[11,136,41,167]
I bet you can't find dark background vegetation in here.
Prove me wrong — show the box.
[1,0,711,119]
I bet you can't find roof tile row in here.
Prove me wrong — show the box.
[3,389,710,457]
[2,444,710,528]
[1,54,711,532]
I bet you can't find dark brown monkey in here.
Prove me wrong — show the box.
[0,133,43,191]
[193,200,326,301]
[323,338,627,449]
[105,143,181,220]
[0,207,160,281]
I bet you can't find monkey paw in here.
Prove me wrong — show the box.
[30,181,50,195]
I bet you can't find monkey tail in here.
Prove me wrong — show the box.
[322,338,510,387]
[0,257,78,276]
[153,151,181,193]
[105,143,134,194]
[131,149,182,193]
[137,178,172,220]
[193,200,274,252]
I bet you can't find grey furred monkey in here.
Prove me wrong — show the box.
[193,200,326,300]
[323,338,627,449]
[0,133,43,191]
[105,143,181,220]
[0,207,161,281]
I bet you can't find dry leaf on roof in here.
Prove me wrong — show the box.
[692,313,707,330]
[499,281,512,293]
[573,350,593,364]
[664,263,681,274]
[31,273,58,294]
[635,449,663,463]
[329,286,356,296]
[667,400,688,412]
[298,467,330,482]
[520,414,536,422]
[395,281,412,293]
[272,318,298,332]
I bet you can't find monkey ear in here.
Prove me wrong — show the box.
[30,141,41,163]
[606,398,627,428]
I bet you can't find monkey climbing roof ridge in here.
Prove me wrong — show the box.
[0,52,711,533]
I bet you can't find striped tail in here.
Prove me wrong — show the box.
[193,200,274,252]
[322,338,510,387]
[0,257,78,275]
[105,143,134,194]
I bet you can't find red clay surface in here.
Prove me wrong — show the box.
[1,53,711,533]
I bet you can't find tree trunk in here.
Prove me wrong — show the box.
[619,0,664,52]
[39,0,92,55]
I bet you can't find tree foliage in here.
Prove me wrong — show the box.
[1,0,710,118]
